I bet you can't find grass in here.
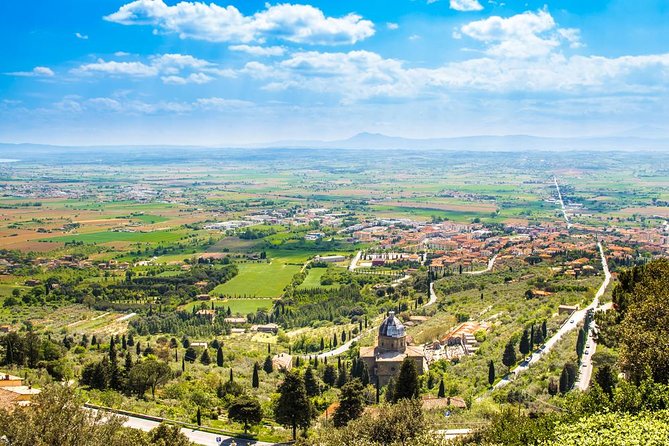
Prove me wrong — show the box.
[210,261,301,298]
[298,267,337,290]
[182,298,273,315]
[43,230,185,244]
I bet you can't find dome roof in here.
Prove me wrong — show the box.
[379,311,405,338]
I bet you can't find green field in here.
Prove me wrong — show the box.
[183,298,273,315]
[43,230,185,244]
[297,267,337,290]
[211,261,301,297]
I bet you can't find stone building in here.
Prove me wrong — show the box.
[360,311,427,386]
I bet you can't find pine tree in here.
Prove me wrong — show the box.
[394,357,420,402]
[519,329,530,356]
[216,346,224,367]
[252,362,260,388]
[502,340,517,370]
[437,380,445,398]
[333,379,365,427]
[275,371,312,441]
[488,360,495,387]
[184,347,197,363]
[263,355,274,374]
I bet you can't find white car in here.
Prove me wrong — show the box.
[570,319,575,323]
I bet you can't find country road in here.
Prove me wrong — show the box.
[494,242,610,390]
[349,250,362,271]
[464,254,497,275]
[553,176,572,229]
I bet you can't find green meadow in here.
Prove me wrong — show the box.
[211,261,301,297]
[43,230,185,244]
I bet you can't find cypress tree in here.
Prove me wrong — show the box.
[216,346,224,367]
[229,368,234,382]
[135,341,141,356]
[263,355,274,374]
[502,340,517,370]
[196,407,201,426]
[437,379,445,398]
[252,362,260,388]
[323,364,337,387]
[304,366,320,396]
[530,325,535,351]
[541,320,548,339]
[394,357,420,401]
[385,377,395,403]
[200,348,211,365]
[559,366,570,394]
[519,330,530,356]
[488,360,495,387]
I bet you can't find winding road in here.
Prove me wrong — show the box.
[494,242,610,390]
[464,254,498,276]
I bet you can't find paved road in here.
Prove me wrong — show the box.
[553,176,572,229]
[494,242,610,390]
[464,254,497,276]
[426,281,438,307]
[575,301,612,391]
[349,250,362,271]
[89,407,276,446]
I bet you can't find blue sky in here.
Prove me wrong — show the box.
[1,0,669,145]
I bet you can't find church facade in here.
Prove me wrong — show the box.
[360,311,427,386]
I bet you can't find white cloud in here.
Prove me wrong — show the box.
[114,51,131,57]
[450,0,484,12]
[229,45,285,57]
[105,0,375,45]
[386,22,399,30]
[72,53,232,84]
[75,32,89,40]
[409,34,421,41]
[7,66,55,77]
[457,9,579,58]
[56,96,254,115]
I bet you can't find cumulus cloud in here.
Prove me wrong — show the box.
[72,53,232,84]
[457,9,578,58]
[75,32,89,40]
[386,22,399,30]
[450,0,484,12]
[238,46,669,104]
[105,0,375,45]
[229,45,285,57]
[7,66,55,77]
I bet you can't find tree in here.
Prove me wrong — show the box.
[488,360,495,387]
[577,327,586,360]
[394,357,420,402]
[275,371,312,440]
[437,380,445,398]
[595,364,617,399]
[0,384,139,446]
[559,365,571,394]
[228,395,263,433]
[323,364,337,387]
[263,355,274,374]
[519,329,530,356]
[216,346,224,367]
[147,423,191,446]
[385,377,396,403]
[128,359,171,399]
[252,362,260,388]
[304,366,320,396]
[541,320,548,340]
[200,348,211,365]
[502,340,517,370]
[184,347,197,363]
[548,377,558,396]
[196,407,201,426]
[333,379,365,427]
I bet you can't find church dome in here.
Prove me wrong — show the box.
[379,311,405,338]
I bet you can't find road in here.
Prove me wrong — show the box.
[494,242,610,390]
[575,301,612,391]
[464,254,497,275]
[88,406,276,446]
[426,281,438,307]
[553,176,572,229]
[349,250,362,271]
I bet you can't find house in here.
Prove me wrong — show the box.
[559,304,579,315]
[0,373,40,409]
[224,317,247,325]
[196,294,211,301]
[195,309,216,322]
[272,353,293,371]
[253,323,279,334]
[314,255,346,263]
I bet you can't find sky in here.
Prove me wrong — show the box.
[1,0,669,145]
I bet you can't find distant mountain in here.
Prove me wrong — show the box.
[254,132,669,151]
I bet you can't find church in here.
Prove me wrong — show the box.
[360,311,427,386]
